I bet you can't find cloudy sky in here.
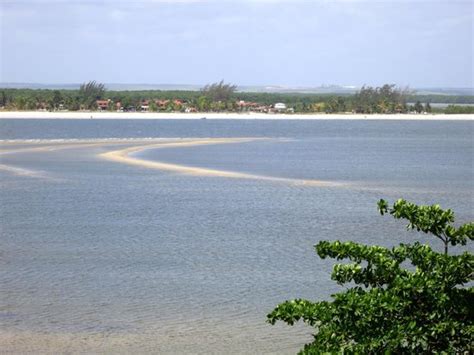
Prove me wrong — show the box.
[1,0,472,87]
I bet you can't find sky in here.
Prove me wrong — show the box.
[1,0,473,88]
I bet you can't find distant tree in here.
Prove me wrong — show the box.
[414,100,424,113]
[226,100,236,111]
[0,90,9,107]
[25,97,36,110]
[210,100,226,112]
[14,96,27,110]
[134,100,142,112]
[294,102,304,113]
[79,80,105,110]
[121,97,132,111]
[149,101,158,112]
[354,85,410,114]
[66,95,80,111]
[197,95,210,111]
[336,97,346,112]
[311,102,326,113]
[49,90,63,110]
[354,85,374,113]
[201,80,237,102]
[445,105,474,114]
[324,97,346,113]
[326,98,337,113]
[425,102,432,113]
[268,199,473,354]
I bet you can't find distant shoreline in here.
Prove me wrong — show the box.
[0,111,473,120]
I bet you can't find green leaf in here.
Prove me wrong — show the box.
[269,199,474,353]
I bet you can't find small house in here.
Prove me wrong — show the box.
[274,103,287,111]
[96,100,109,110]
[141,100,150,112]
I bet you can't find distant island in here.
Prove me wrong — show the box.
[1,81,473,115]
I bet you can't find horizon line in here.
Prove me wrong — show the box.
[1,82,473,91]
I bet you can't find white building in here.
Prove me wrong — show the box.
[274,102,287,111]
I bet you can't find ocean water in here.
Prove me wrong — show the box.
[0,119,473,353]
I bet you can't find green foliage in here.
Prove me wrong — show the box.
[424,102,432,113]
[0,86,473,114]
[378,199,473,254]
[414,100,424,113]
[268,200,474,354]
[79,80,105,110]
[201,80,237,102]
[325,97,347,113]
[197,95,210,111]
[406,94,474,105]
[48,90,63,111]
[148,101,158,112]
[444,105,474,114]
[353,84,409,113]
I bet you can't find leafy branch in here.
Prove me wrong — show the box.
[268,200,474,353]
[378,198,474,255]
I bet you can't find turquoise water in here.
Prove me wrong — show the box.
[0,119,473,353]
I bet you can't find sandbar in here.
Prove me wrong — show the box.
[100,138,342,187]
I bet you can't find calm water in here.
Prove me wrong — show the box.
[0,119,473,353]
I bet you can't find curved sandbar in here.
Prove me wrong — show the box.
[100,138,343,187]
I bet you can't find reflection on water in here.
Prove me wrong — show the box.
[0,119,473,353]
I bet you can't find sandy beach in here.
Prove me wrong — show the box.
[0,111,472,120]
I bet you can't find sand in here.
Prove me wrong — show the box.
[100,138,342,187]
[0,137,343,186]
[0,111,472,120]
[0,139,172,179]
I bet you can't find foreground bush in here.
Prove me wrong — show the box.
[268,199,473,353]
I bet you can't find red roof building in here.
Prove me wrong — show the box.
[96,100,109,110]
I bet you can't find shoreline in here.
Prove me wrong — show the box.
[0,111,473,120]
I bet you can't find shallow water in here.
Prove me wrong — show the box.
[0,119,473,353]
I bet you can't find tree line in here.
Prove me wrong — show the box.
[1,81,473,114]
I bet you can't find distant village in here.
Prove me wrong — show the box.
[2,82,473,114]
[95,99,292,114]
